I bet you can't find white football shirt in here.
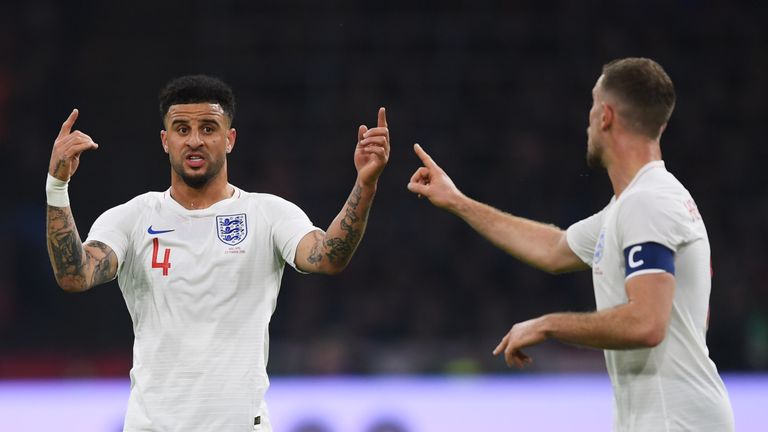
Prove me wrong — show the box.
[566,161,734,431]
[86,185,318,432]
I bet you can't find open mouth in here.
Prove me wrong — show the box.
[185,153,206,168]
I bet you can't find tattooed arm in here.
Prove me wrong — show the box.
[47,206,118,292]
[46,109,117,291]
[295,108,390,274]
[296,183,373,274]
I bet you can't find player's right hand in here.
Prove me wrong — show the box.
[48,109,99,181]
[407,143,465,211]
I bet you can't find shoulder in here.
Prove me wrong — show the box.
[238,190,297,207]
[618,170,692,219]
[110,191,165,213]
[238,191,309,219]
[130,191,166,206]
[615,170,705,248]
[93,191,164,226]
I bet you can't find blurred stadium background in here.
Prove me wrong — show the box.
[1,0,766,430]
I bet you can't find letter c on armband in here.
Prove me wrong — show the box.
[623,242,675,278]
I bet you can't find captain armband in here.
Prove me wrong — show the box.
[623,242,675,279]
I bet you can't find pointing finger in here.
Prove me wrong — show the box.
[377,107,387,128]
[413,143,439,169]
[493,335,508,356]
[58,109,79,139]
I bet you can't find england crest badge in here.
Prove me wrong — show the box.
[216,214,247,246]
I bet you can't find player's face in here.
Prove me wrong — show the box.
[161,103,236,189]
[586,77,605,169]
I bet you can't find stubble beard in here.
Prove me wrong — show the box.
[586,138,604,170]
[170,156,225,189]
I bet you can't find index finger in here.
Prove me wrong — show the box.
[58,109,79,139]
[413,143,439,169]
[492,335,508,356]
[377,107,387,128]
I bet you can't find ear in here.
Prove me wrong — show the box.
[600,102,615,131]
[160,130,169,153]
[226,128,237,153]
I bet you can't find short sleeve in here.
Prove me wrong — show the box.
[262,196,319,271]
[566,202,611,267]
[615,191,695,253]
[85,198,142,267]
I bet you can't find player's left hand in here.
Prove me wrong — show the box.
[355,107,390,186]
[493,316,548,368]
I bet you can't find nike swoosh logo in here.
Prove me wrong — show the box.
[147,226,175,235]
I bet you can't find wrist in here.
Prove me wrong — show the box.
[356,176,378,192]
[46,173,70,207]
[537,314,557,339]
[446,192,471,215]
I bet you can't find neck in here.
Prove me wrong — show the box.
[605,136,662,197]
[170,173,233,210]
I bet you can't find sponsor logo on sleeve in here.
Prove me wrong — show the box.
[685,199,702,222]
[592,229,606,276]
[593,230,606,264]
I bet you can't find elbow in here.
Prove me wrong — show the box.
[635,322,667,348]
[535,256,559,275]
[55,276,88,293]
[58,282,83,293]
[540,256,570,275]
[544,256,586,275]
[322,263,348,276]
[546,265,568,275]
[628,304,672,348]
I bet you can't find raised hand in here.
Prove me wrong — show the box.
[407,144,465,211]
[48,109,99,181]
[355,107,390,186]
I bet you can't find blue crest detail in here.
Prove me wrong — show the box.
[216,214,248,245]
[593,229,606,265]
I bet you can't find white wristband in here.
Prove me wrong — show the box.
[46,174,70,207]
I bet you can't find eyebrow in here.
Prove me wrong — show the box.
[170,117,222,127]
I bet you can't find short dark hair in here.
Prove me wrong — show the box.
[158,75,236,125]
[601,58,676,139]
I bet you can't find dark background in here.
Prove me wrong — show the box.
[1,0,766,377]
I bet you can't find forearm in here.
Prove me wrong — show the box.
[47,205,91,291]
[540,305,665,350]
[449,195,572,273]
[309,178,375,273]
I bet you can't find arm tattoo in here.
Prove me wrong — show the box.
[47,206,87,287]
[52,160,67,178]
[86,241,117,286]
[307,230,325,264]
[324,185,368,263]
[47,206,117,289]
